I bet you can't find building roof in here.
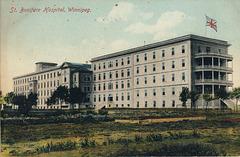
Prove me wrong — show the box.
[90,34,231,62]
[13,62,92,79]
[35,62,58,66]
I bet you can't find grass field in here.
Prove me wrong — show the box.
[1,109,240,156]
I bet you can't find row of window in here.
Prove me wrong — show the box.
[94,57,131,70]
[136,87,176,97]
[94,69,131,81]
[93,45,186,71]
[93,73,186,91]
[94,93,131,102]
[136,59,185,74]
[198,46,221,54]
[14,72,61,85]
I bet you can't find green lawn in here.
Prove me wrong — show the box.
[2,109,240,156]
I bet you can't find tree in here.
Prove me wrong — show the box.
[47,86,87,109]
[49,86,69,109]
[68,87,88,109]
[4,92,15,105]
[189,91,200,109]
[230,87,240,111]
[179,88,190,108]
[12,92,38,116]
[202,93,214,111]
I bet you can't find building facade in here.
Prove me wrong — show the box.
[90,34,233,108]
[13,62,92,109]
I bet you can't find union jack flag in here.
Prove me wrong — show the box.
[206,15,217,32]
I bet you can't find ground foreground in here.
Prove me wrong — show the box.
[1,109,240,156]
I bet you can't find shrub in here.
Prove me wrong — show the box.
[134,135,143,143]
[146,133,163,142]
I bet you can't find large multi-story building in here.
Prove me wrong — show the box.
[13,62,92,109]
[90,34,233,108]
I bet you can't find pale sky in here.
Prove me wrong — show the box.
[1,0,240,95]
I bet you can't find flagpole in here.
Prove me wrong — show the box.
[205,14,206,37]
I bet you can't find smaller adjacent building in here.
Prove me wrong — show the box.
[13,62,93,109]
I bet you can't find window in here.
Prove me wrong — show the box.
[116,82,118,89]
[145,90,147,96]
[99,95,101,102]
[98,74,101,80]
[137,55,139,62]
[162,63,165,70]
[162,50,165,57]
[121,58,124,65]
[182,72,185,80]
[94,84,96,91]
[162,88,165,95]
[182,45,185,53]
[116,104,118,107]
[172,74,175,81]
[153,76,156,83]
[172,48,175,55]
[198,46,201,53]
[145,101,148,107]
[127,69,130,76]
[182,59,185,67]
[153,52,156,59]
[153,89,156,96]
[145,77,147,84]
[137,101,139,107]
[145,53,147,60]
[172,61,175,68]
[108,82,113,89]
[103,62,106,69]
[73,74,77,82]
[122,93,124,100]
[116,71,118,78]
[127,92,130,100]
[116,60,118,67]
[137,78,139,85]
[162,101,165,107]
[137,90,139,97]
[172,87,175,95]
[103,73,106,80]
[103,83,106,90]
[219,49,221,54]
[94,64,96,70]
[109,61,112,68]
[47,74,49,79]
[121,70,124,77]
[137,67,139,74]
[145,66,147,72]
[172,100,175,107]
[94,75,96,81]
[206,47,211,53]
[64,71,67,82]
[162,75,165,82]
[94,95,96,102]
[153,64,156,71]
[109,72,112,79]
[98,84,101,91]
[127,57,130,64]
[127,80,130,88]
[99,63,101,70]
[103,94,106,101]
[153,101,156,107]
[121,81,124,89]
[116,94,118,101]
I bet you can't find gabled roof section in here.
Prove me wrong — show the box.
[60,62,92,72]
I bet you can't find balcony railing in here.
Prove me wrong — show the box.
[195,79,232,84]
[194,65,233,71]
[194,52,233,59]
